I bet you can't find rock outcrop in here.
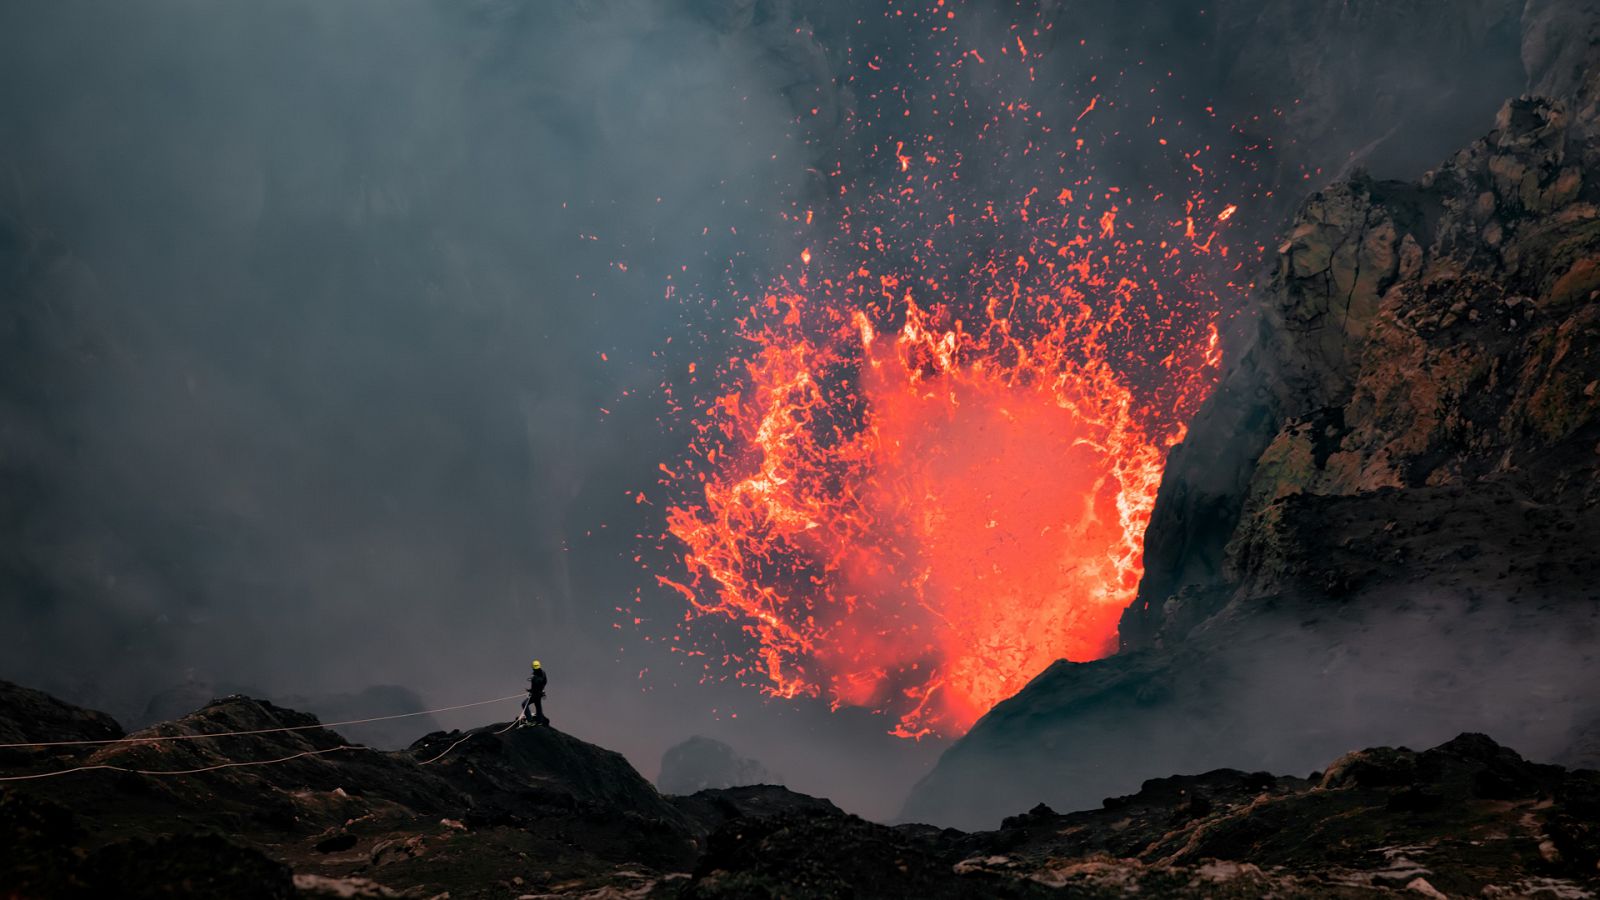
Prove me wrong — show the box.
[4,684,1597,898]
[690,732,1600,899]
[907,38,1600,829]
[657,736,779,795]
[0,680,121,755]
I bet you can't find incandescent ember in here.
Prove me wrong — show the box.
[649,4,1248,739]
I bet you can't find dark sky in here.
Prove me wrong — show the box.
[0,0,1525,819]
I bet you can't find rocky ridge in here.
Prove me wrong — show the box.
[905,9,1600,833]
[2,682,1598,898]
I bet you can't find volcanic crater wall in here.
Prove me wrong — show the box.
[904,9,1600,830]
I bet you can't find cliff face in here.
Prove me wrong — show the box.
[1129,99,1600,650]
[904,12,1600,831]
[1138,92,1600,649]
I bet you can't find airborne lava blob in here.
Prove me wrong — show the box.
[647,4,1248,739]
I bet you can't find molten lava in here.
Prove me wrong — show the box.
[645,3,1251,738]
[658,276,1221,737]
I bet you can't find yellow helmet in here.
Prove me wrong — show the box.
[531,660,542,669]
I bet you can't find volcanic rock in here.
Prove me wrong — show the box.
[139,679,443,750]
[279,685,444,751]
[81,833,297,900]
[139,676,262,728]
[0,679,122,744]
[669,783,843,841]
[1,688,701,897]
[681,730,1600,898]
[908,48,1600,830]
[1,786,296,899]
[409,721,687,827]
[4,684,1599,897]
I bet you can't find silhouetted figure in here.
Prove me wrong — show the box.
[521,660,549,726]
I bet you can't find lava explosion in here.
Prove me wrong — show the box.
[647,4,1254,738]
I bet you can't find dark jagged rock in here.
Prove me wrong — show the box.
[84,696,462,829]
[0,790,85,898]
[954,731,1600,897]
[0,787,294,899]
[4,4,1600,898]
[410,721,687,826]
[0,694,468,861]
[670,784,843,840]
[911,72,1600,831]
[682,808,996,900]
[280,685,443,751]
[0,678,122,761]
[658,736,779,795]
[138,678,263,729]
[4,684,1599,897]
[679,731,1600,898]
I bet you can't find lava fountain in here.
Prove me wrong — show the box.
[656,261,1225,738]
[647,4,1247,739]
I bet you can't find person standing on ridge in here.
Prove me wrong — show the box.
[521,660,549,726]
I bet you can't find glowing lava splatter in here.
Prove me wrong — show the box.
[647,4,1251,738]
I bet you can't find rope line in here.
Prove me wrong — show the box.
[0,694,526,749]
[1,721,531,782]
[0,745,365,782]
[415,720,521,766]
[0,695,535,782]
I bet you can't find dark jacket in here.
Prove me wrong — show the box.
[528,669,547,697]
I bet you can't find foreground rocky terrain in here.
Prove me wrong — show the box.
[1,680,1597,898]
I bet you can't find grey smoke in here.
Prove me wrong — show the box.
[657,735,779,794]
[904,585,1600,829]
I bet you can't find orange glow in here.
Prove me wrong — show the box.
[646,5,1244,739]
[659,261,1223,737]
